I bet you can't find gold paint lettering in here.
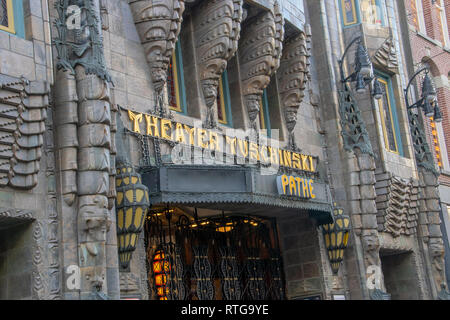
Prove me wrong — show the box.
[301,178,309,198]
[226,136,237,155]
[292,153,301,169]
[145,114,159,137]
[128,110,142,133]
[160,118,172,140]
[309,156,315,172]
[301,154,310,172]
[278,149,284,166]
[197,129,209,148]
[174,122,186,143]
[281,175,289,194]
[249,142,260,161]
[209,131,221,151]
[309,179,316,199]
[268,147,278,165]
[260,145,268,163]
[184,125,196,146]
[237,139,248,158]
[289,176,297,196]
[283,150,292,168]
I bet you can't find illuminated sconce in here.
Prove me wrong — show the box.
[152,249,171,300]
[116,161,150,269]
[322,205,351,274]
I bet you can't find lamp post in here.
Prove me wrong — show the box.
[404,67,443,123]
[338,36,383,99]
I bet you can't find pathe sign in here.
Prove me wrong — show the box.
[277,174,316,199]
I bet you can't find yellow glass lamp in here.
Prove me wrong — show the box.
[116,161,150,269]
[322,205,351,274]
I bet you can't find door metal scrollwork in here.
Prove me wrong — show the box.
[145,209,286,300]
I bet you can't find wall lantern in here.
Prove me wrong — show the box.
[116,161,150,269]
[322,205,351,274]
[404,67,443,123]
[338,36,382,99]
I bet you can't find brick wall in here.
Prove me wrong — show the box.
[405,0,450,185]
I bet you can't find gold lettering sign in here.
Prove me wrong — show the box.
[126,108,318,173]
[277,174,316,199]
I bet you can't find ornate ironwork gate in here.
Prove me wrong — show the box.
[145,208,286,300]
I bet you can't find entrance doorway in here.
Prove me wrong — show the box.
[144,206,286,300]
[380,250,421,300]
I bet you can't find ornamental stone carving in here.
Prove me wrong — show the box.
[129,0,185,117]
[54,0,115,298]
[373,36,398,71]
[192,0,243,129]
[375,172,419,237]
[277,25,311,150]
[0,76,49,189]
[238,2,284,127]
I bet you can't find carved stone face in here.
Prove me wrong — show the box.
[80,195,111,243]
[246,95,261,123]
[429,238,445,258]
[202,81,218,108]
[362,230,380,252]
[284,107,298,132]
[151,67,167,92]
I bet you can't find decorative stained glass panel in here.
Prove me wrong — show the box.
[377,78,398,153]
[341,0,358,26]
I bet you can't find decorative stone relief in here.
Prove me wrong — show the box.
[54,0,115,298]
[418,169,448,295]
[54,0,112,82]
[129,0,185,117]
[0,77,49,189]
[375,172,419,237]
[373,36,398,71]
[238,2,284,127]
[192,0,243,129]
[277,25,311,150]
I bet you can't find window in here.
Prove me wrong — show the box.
[360,0,388,27]
[340,0,360,27]
[376,74,404,155]
[259,89,272,138]
[413,0,426,33]
[217,70,233,127]
[437,0,449,47]
[167,41,187,113]
[0,0,14,34]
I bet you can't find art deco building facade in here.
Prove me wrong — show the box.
[0,0,448,300]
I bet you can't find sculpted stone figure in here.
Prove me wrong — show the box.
[238,2,284,128]
[192,0,243,128]
[277,26,312,150]
[129,0,185,117]
[362,229,381,268]
[429,237,446,291]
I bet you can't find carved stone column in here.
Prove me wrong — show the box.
[238,2,284,128]
[192,0,243,129]
[54,0,116,299]
[418,169,448,297]
[277,25,311,150]
[129,0,185,118]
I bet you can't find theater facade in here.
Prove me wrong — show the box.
[0,0,448,300]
